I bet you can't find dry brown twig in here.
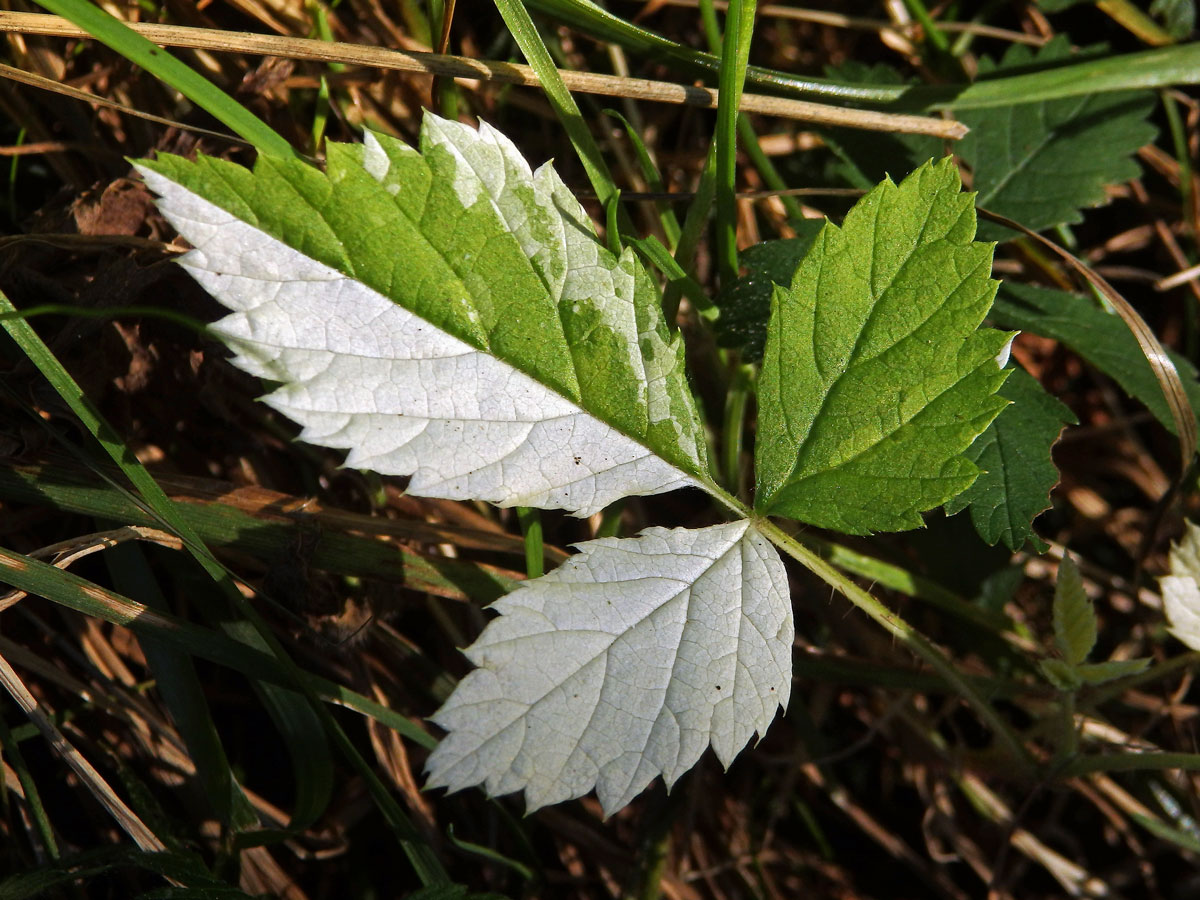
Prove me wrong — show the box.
[0,11,966,139]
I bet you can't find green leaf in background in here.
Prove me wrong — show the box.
[991,283,1200,437]
[956,37,1157,238]
[1150,0,1196,39]
[1036,0,1088,12]
[713,226,823,362]
[755,158,1012,534]
[1038,657,1079,690]
[946,366,1077,551]
[1075,657,1151,685]
[1052,555,1096,668]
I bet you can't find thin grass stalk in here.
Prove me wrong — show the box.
[0,715,59,860]
[709,0,757,288]
[0,651,167,854]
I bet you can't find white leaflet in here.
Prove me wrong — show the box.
[1162,521,1200,651]
[136,165,699,517]
[425,520,793,816]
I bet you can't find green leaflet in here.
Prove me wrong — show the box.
[1073,657,1151,686]
[946,366,1077,551]
[956,37,1157,238]
[1039,555,1149,690]
[1035,0,1087,12]
[755,158,1012,534]
[1053,555,1096,668]
[136,120,708,483]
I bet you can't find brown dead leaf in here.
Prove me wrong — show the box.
[72,178,155,237]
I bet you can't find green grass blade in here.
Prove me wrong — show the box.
[516,507,544,579]
[664,139,718,322]
[0,716,58,860]
[524,0,899,103]
[901,0,949,54]
[0,291,447,881]
[222,625,333,831]
[102,543,258,831]
[0,546,437,751]
[30,0,296,158]
[736,116,805,222]
[0,457,523,601]
[526,0,1200,111]
[1060,751,1200,777]
[603,109,681,248]
[697,0,805,233]
[708,0,758,288]
[625,234,712,317]
[491,0,619,206]
[0,288,336,835]
[0,544,448,881]
[0,845,224,898]
[446,825,535,881]
[936,43,1200,110]
[1129,811,1200,855]
[758,519,1034,770]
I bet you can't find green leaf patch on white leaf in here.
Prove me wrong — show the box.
[135,114,709,517]
[425,520,792,816]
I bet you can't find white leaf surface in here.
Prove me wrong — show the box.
[1162,520,1200,651]
[425,520,793,816]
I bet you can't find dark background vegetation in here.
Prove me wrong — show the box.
[0,1,1198,897]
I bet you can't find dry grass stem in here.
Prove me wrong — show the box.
[0,650,168,854]
[0,11,967,138]
[641,0,1049,45]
